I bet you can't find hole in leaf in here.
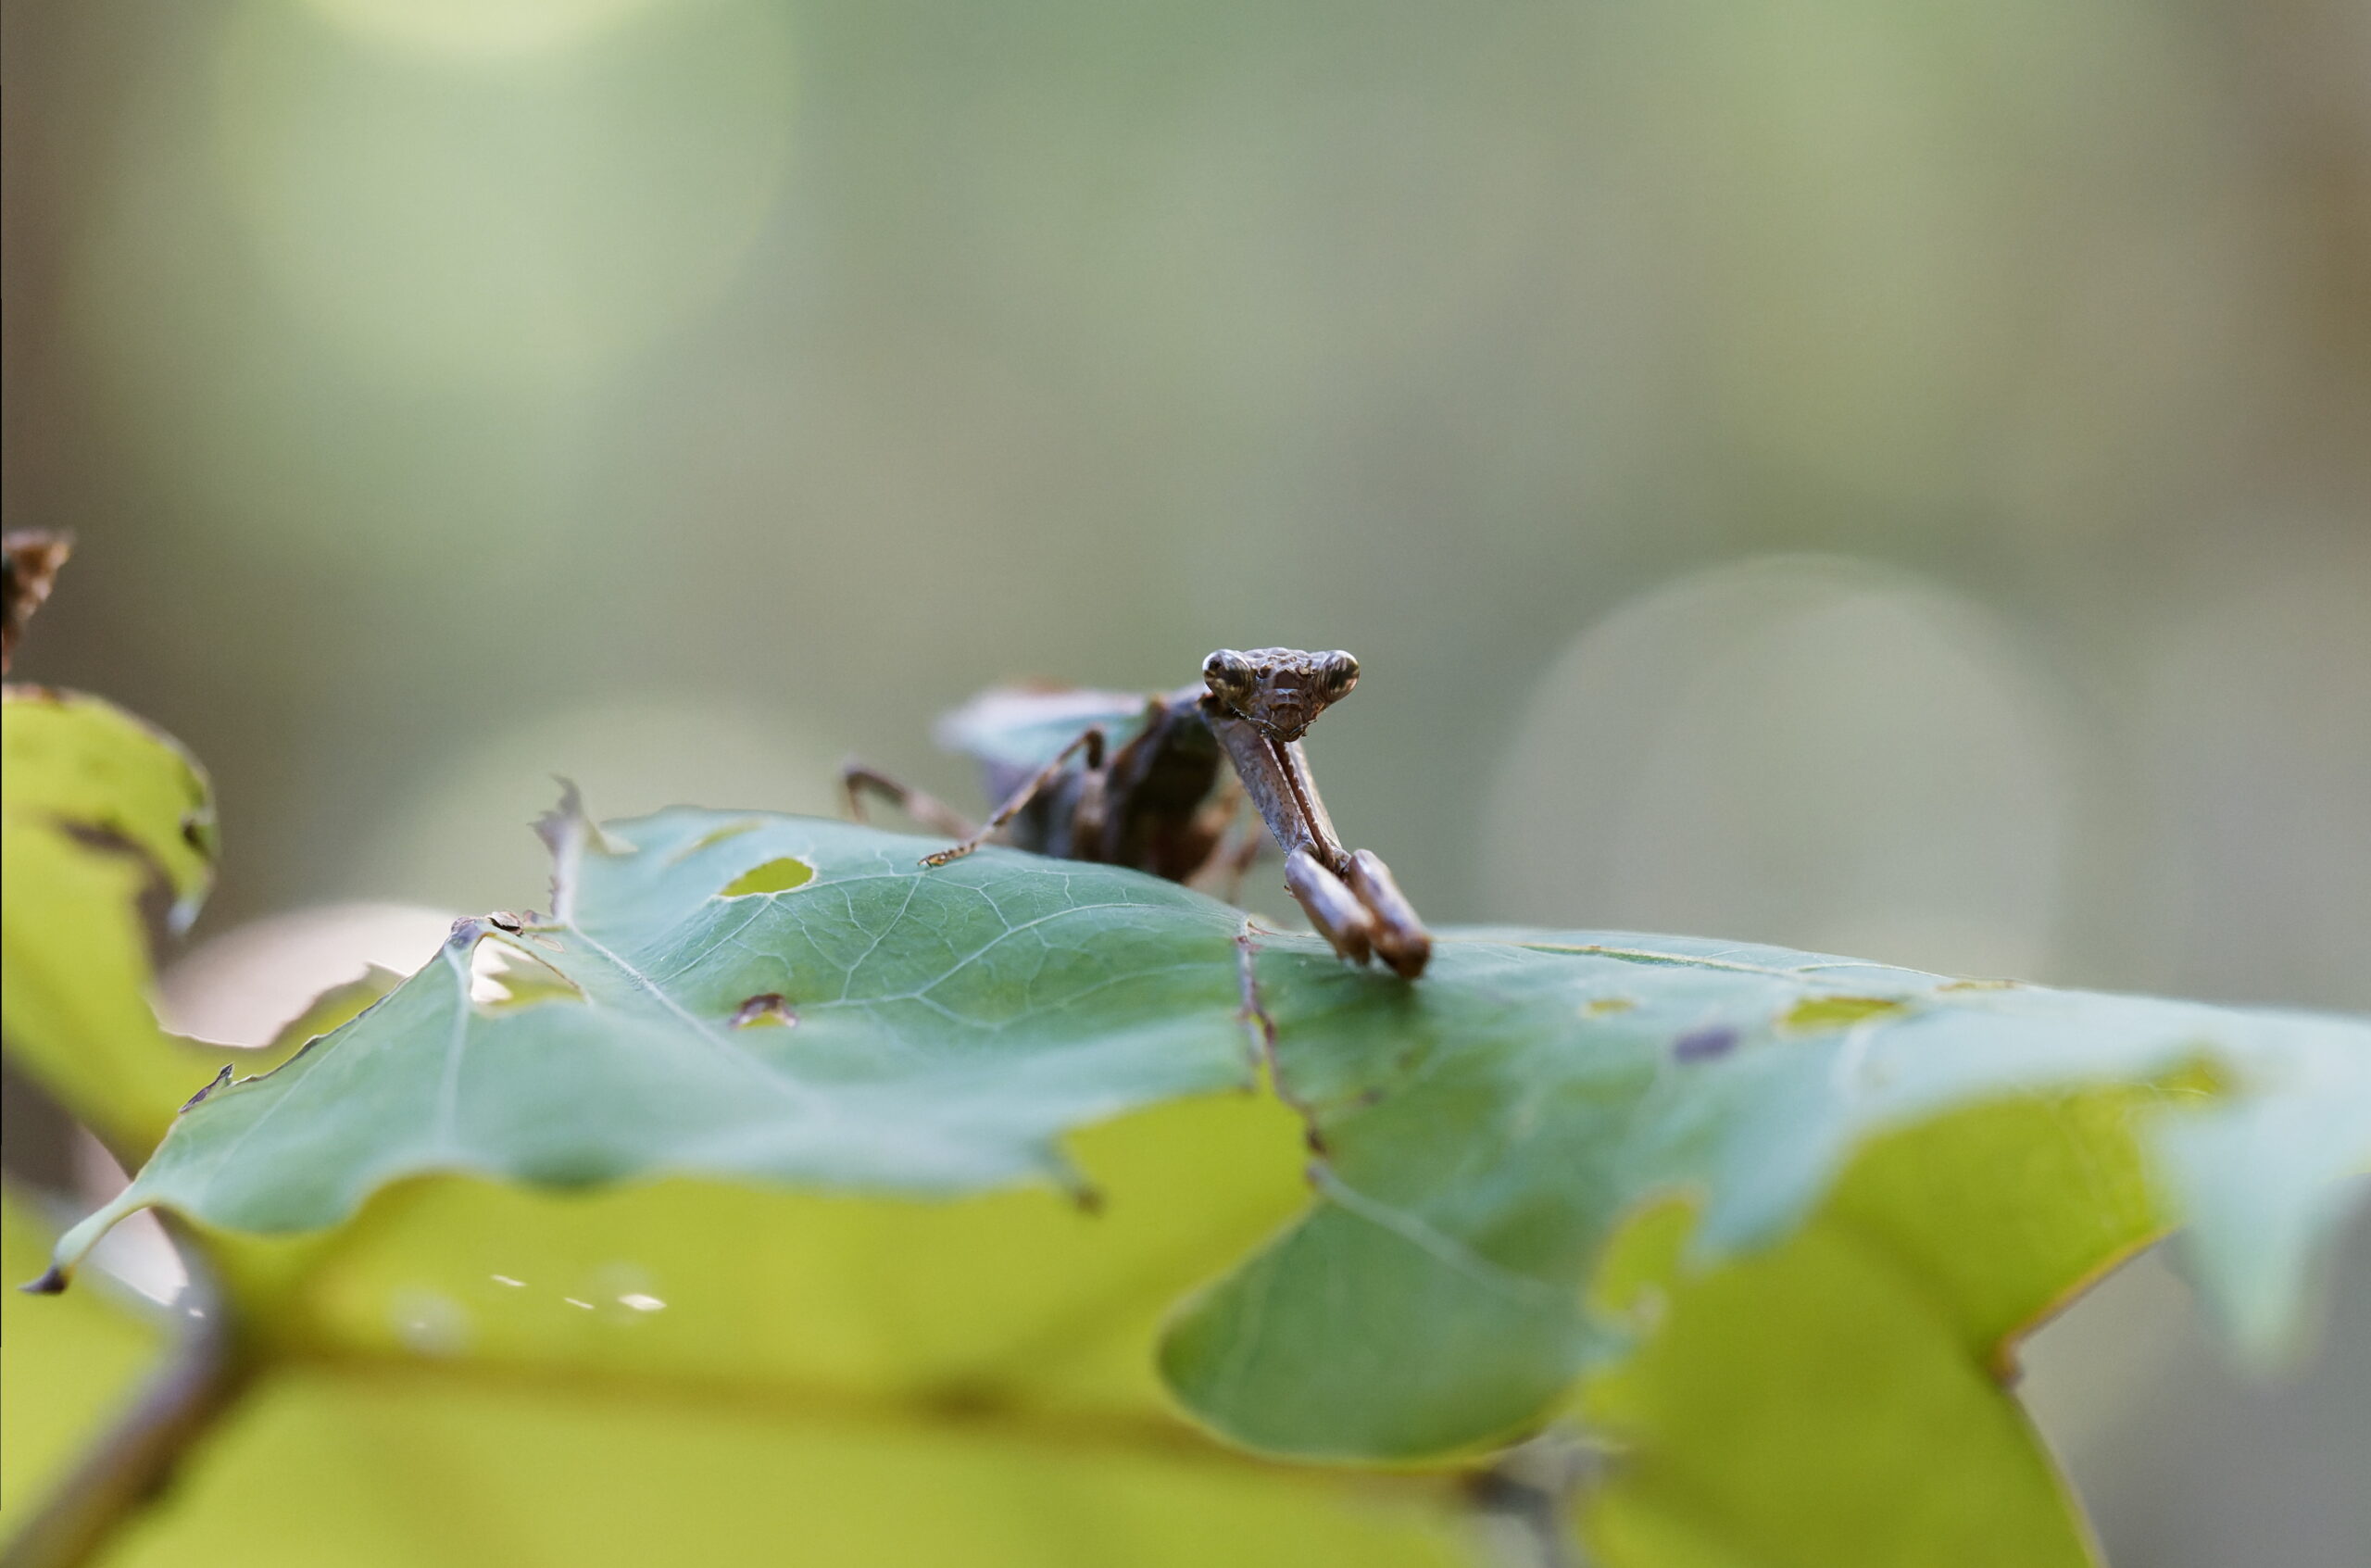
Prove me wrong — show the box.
[1780,995,1907,1032]
[720,857,813,897]
[472,944,584,1012]
[729,993,796,1029]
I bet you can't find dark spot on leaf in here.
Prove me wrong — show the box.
[1781,996,1907,1031]
[922,1382,1007,1421]
[729,993,796,1029]
[720,857,814,897]
[1071,1184,1106,1216]
[56,818,178,965]
[59,820,132,855]
[181,1063,233,1113]
[1674,1025,1738,1062]
[19,1265,68,1296]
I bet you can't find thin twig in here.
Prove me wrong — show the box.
[3,1236,257,1568]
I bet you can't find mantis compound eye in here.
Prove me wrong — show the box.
[1321,651,1360,699]
[1203,649,1255,702]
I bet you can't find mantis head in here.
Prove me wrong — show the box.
[1200,647,1360,743]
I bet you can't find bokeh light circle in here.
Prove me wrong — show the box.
[1484,556,2079,977]
[212,0,795,390]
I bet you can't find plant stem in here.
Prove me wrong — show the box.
[2,1276,255,1567]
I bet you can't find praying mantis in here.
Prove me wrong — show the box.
[844,647,1432,979]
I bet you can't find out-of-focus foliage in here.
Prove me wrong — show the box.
[1,1188,159,1529]
[10,1141,1476,1568]
[0,689,288,1160]
[19,738,2367,1563]
[1575,1096,2155,1567]
[109,1372,1467,1568]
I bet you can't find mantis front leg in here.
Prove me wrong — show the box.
[1205,703,1431,978]
[1283,847,1376,966]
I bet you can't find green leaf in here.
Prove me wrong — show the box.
[158,1083,1465,1565]
[0,689,311,1162]
[100,1358,1470,1568]
[22,805,2369,1567]
[52,807,1255,1261]
[1581,1209,2096,1568]
[7,1178,1468,1568]
[1572,1086,2172,1568]
[1161,935,2365,1461]
[227,1092,1314,1424]
[0,690,215,903]
[1,1188,162,1550]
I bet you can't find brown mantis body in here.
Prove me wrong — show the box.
[845,648,1432,978]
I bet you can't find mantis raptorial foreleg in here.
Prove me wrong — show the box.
[1284,847,1377,965]
[1346,849,1427,978]
[1205,700,1432,978]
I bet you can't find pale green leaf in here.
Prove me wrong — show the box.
[0,690,312,1162]
[1163,935,2365,1461]
[1571,1086,2175,1568]
[105,1362,1469,1568]
[1,1188,161,1551]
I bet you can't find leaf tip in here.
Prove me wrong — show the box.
[179,1062,233,1113]
[19,1264,69,1296]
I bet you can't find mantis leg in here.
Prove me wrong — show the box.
[1346,848,1431,979]
[1284,847,1377,966]
[1208,704,1430,976]
[840,762,979,839]
[922,726,1107,868]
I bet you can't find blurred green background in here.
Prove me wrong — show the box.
[3,0,2365,1562]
